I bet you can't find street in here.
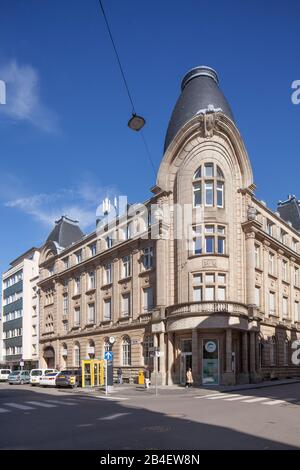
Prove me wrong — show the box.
[0,382,300,450]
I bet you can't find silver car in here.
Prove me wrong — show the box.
[8,370,30,385]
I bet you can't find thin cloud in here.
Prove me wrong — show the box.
[4,183,120,231]
[0,60,59,133]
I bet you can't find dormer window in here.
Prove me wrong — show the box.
[193,163,225,208]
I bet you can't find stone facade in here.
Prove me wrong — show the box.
[38,67,300,386]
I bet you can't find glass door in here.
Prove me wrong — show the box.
[202,339,219,385]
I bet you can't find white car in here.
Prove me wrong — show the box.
[0,369,12,381]
[39,372,60,387]
[30,368,58,386]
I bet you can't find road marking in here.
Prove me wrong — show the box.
[263,400,285,406]
[242,397,268,403]
[4,403,34,410]
[96,395,128,401]
[206,394,237,400]
[44,399,78,406]
[224,395,252,401]
[194,393,221,399]
[100,412,130,420]
[0,407,10,413]
[25,401,57,408]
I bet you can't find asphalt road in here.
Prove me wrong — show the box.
[0,382,300,450]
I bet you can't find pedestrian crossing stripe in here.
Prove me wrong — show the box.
[194,393,292,406]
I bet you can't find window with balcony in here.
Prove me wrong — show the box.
[192,272,226,302]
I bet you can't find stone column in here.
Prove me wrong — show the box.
[238,332,249,384]
[167,332,174,385]
[245,232,256,306]
[159,332,166,385]
[249,331,261,383]
[192,329,199,385]
[223,329,235,385]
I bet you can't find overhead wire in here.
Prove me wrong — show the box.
[97,0,157,177]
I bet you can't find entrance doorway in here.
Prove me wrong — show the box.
[43,346,55,369]
[180,339,192,385]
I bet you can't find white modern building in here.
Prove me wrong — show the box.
[1,247,40,369]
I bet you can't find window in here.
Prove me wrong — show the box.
[74,344,80,367]
[269,292,276,315]
[104,298,112,320]
[122,256,131,278]
[266,220,274,237]
[192,272,226,302]
[143,247,153,270]
[268,253,275,275]
[88,271,96,290]
[121,293,131,317]
[193,226,202,255]
[255,286,261,307]
[193,183,201,207]
[143,287,153,311]
[48,265,54,276]
[193,163,225,209]
[282,260,288,282]
[74,307,80,326]
[75,251,82,264]
[143,335,154,366]
[89,243,97,257]
[104,264,112,284]
[217,182,224,208]
[74,276,81,295]
[87,303,95,324]
[63,296,68,315]
[280,229,287,245]
[292,238,298,252]
[122,336,131,366]
[205,182,214,206]
[282,297,288,318]
[294,301,299,322]
[106,235,113,249]
[255,245,260,269]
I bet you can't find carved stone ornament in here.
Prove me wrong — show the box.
[247,205,257,221]
[197,104,221,138]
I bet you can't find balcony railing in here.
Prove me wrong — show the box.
[166,301,249,318]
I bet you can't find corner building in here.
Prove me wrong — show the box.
[38,66,300,385]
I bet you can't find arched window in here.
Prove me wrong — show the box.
[74,342,80,367]
[61,343,68,357]
[87,339,95,358]
[193,163,225,208]
[122,336,131,366]
[143,334,154,367]
[45,314,54,333]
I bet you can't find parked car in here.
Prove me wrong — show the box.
[0,369,12,382]
[30,368,58,386]
[39,372,60,387]
[56,369,82,388]
[8,370,30,385]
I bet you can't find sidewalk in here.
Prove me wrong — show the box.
[59,377,300,398]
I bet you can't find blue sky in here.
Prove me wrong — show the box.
[0,0,299,277]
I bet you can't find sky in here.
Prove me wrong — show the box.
[0,0,300,278]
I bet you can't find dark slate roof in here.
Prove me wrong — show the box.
[277,196,300,231]
[46,216,84,248]
[164,66,234,152]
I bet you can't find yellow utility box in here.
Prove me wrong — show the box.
[138,369,145,385]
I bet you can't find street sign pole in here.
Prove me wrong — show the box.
[105,359,108,396]
[155,350,158,397]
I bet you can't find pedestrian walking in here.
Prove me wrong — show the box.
[185,368,193,389]
[117,367,123,384]
[144,368,150,389]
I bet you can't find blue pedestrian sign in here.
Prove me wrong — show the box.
[104,351,113,360]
